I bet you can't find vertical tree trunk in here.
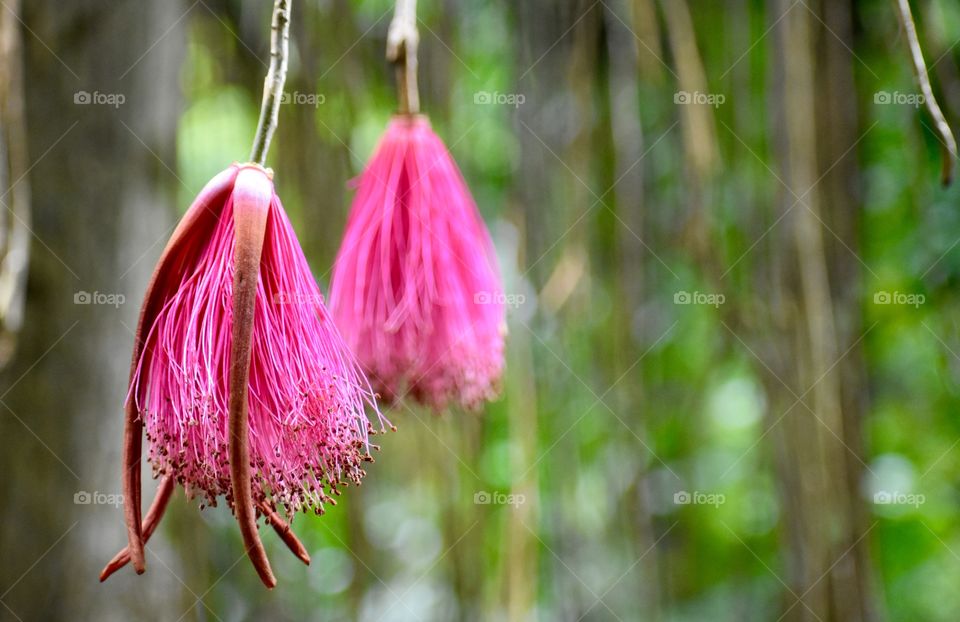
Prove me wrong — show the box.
[503,338,540,621]
[0,0,30,368]
[763,1,875,620]
[816,0,878,619]
[603,0,662,618]
[0,1,186,619]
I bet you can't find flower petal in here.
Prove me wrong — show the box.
[100,475,175,582]
[258,503,311,565]
[228,165,276,588]
[123,167,236,574]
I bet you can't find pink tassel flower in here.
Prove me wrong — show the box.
[103,163,389,588]
[329,115,506,411]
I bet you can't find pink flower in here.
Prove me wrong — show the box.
[329,115,506,410]
[103,163,389,588]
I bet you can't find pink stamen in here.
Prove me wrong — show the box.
[330,116,506,410]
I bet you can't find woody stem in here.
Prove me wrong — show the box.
[894,0,956,186]
[249,0,290,165]
[387,0,419,114]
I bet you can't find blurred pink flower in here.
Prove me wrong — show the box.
[105,163,389,588]
[330,115,506,411]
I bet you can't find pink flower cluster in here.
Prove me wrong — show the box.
[133,165,388,513]
[330,116,506,410]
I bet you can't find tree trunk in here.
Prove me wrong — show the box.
[0,1,186,619]
[0,0,30,369]
[762,1,875,619]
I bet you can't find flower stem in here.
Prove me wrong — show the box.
[249,0,291,165]
[387,0,419,115]
[894,0,956,186]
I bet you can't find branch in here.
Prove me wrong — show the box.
[387,0,419,114]
[0,0,31,369]
[249,0,291,165]
[895,0,956,186]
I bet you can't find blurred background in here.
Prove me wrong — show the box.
[1,0,959,620]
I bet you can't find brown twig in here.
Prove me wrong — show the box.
[0,0,32,369]
[387,0,420,114]
[249,0,291,165]
[895,0,956,185]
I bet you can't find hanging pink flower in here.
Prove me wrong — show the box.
[329,115,506,410]
[103,163,389,588]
